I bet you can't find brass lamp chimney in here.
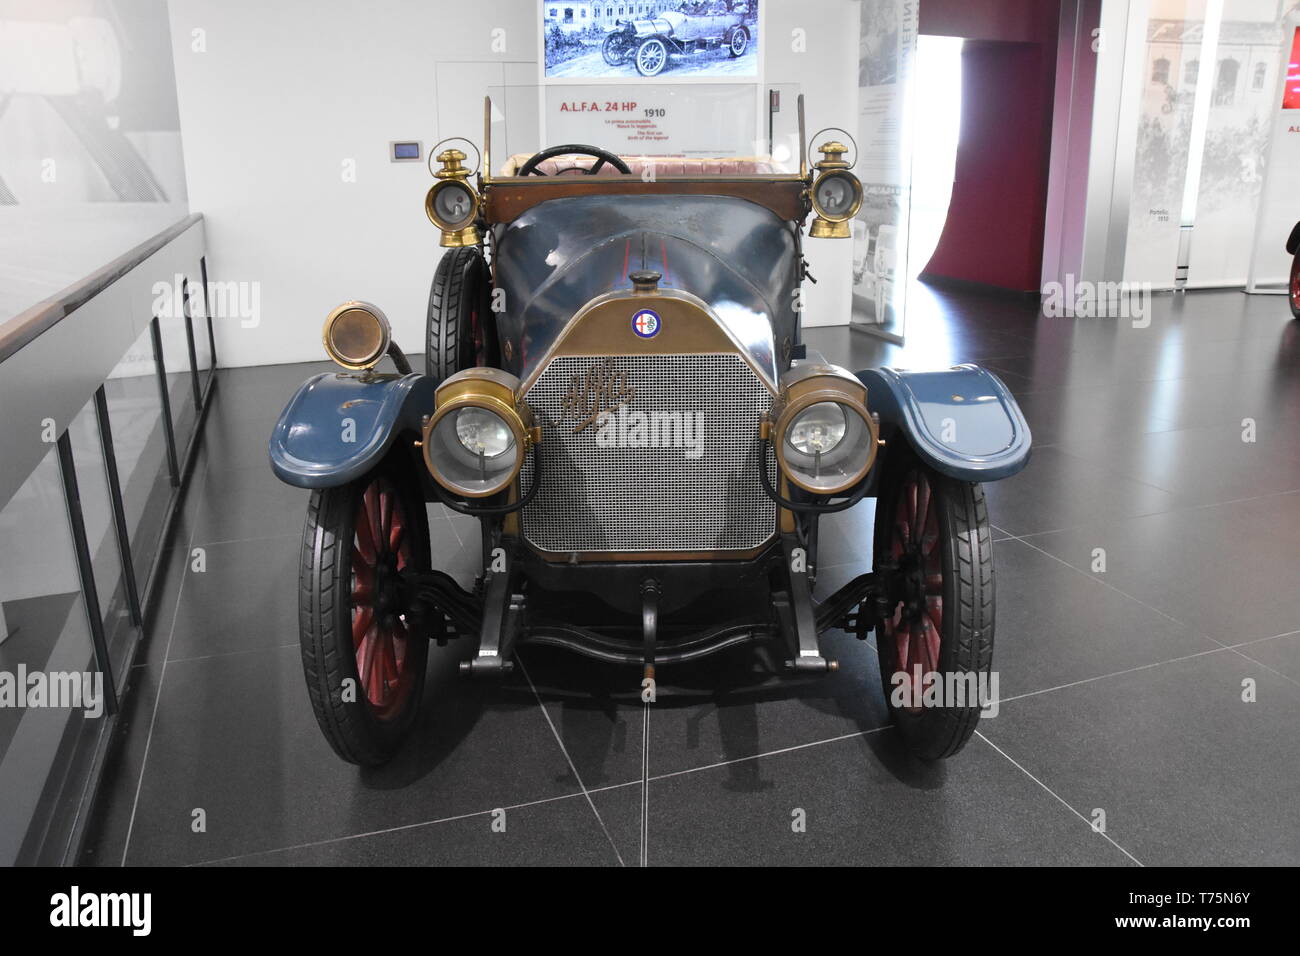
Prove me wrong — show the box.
[435,147,470,180]
[814,140,850,171]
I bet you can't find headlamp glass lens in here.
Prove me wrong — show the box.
[426,401,522,497]
[814,173,858,218]
[455,407,514,458]
[787,402,847,455]
[433,183,475,227]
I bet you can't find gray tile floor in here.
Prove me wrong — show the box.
[82,283,1300,866]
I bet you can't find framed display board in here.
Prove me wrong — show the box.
[535,1,765,159]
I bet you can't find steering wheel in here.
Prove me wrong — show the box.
[517,144,632,177]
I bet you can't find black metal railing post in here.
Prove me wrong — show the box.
[181,275,203,410]
[56,431,119,716]
[149,315,180,487]
[199,255,217,370]
[93,385,141,628]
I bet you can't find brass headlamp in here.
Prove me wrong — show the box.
[808,141,863,239]
[766,364,879,495]
[422,367,539,498]
[425,148,481,248]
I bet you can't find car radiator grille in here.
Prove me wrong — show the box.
[521,353,777,555]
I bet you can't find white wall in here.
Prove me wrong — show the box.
[169,0,860,367]
[765,0,861,328]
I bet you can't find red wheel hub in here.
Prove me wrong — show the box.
[350,478,415,719]
[884,472,943,710]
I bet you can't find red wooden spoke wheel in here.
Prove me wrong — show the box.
[299,461,431,766]
[883,471,944,711]
[872,452,995,760]
[349,476,417,720]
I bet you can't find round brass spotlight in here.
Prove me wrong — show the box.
[322,301,392,370]
[422,368,533,498]
[771,366,879,495]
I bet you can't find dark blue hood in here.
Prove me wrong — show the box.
[491,193,799,379]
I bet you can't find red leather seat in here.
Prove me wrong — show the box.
[500,153,777,176]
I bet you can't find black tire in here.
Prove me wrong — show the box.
[602,32,630,65]
[727,25,749,57]
[1290,252,1299,321]
[299,456,431,765]
[1285,220,1300,256]
[427,246,495,385]
[635,37,669,76]
[872,446,994,760]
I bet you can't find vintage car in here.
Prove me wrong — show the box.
[602,1,753,76]
[1288,220,1300,319]
[269,98,1032,766]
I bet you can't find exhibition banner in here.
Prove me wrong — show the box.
[1187,3,1296,286]
[1125,0,1296,287]
[853,0,918,329]
[1246,15,1300,292]
[1122,0,1208,288]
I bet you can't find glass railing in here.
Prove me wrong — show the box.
[0,214,214,865]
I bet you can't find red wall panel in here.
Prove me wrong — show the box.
[918,0,1060,292]
[920,0,1053,42]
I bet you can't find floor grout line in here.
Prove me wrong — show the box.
[639,700,649,868]
[187,530,302,549]
[1002,486,1300,542]
[996,647,1232,705]
[120,446,215,866]
[438,509,464,548]
[157,641,300,668]
[184,788,605,867]
[1005,534,1300,695]
[180,726,904,867]
[1219,645,1300,691]
[827,535,1299,706]
[975,731,1144,867]
[517,656,627,868]
[633,725,893,786]
[1231,627,1300,648]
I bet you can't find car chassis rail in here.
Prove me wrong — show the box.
[398,523,894,680]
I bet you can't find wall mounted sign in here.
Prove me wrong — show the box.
[544,83,758,155]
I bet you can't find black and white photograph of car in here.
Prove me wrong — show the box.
[544,0,758,78]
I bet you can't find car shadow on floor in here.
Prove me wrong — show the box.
[442,631,951,795]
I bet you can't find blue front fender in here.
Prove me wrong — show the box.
[268,372,436,489]
[857,364,1031,482]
